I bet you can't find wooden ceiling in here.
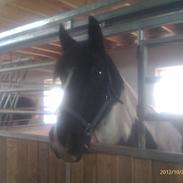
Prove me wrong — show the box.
[0,0,182,62]
[0,0,140,32]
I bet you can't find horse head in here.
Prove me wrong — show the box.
[49,16,123,162]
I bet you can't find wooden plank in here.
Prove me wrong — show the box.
[71,158,84,183]
[83,154,97,183]
[152,160,183,183]
[49,42,61,47]
[134,158,152,183]
[0,4,42,24]
[16,139,28,183]
[0,137,7,183]
[16,50,56,59]
[117,155,133,183]
[58,0,78,8]
[27,141,38,183]
[9,0,68,16]
[9,3,47,18]
[6,138,18,183]
[31,46,61,55]
[38,142,49,183]
[97,153,119,183]
[49,147,65,183]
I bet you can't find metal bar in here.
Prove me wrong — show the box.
[65,163,71,183]
[1,1,183,52]
[142,34,183,47]
[145,113,183,122]
[0,57,33,66]
[0,62,55,73]
[100,0,183,20]
[0,110,54,115]
[0,0,127,40]
[0,126,182,163]
[0,86,59,93]
[0,130,49,142]
[74,0,183,28]
[145,76,161,84]
[137,30,147,150]
[90,144,183,163]
[102,10,183,37]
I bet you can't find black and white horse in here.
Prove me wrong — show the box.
[49,17,182,162]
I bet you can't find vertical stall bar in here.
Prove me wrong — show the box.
[65,163,71,183]
[137,30,147,149]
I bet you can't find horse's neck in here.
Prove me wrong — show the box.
[95,75,138,144]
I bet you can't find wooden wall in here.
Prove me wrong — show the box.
[0,137,183,183]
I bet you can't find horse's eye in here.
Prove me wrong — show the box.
[95,69,103,77]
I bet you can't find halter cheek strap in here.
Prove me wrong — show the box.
[60,65,123,150]
[61,78,120,150]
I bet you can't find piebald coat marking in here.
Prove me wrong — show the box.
[95,76,182,152]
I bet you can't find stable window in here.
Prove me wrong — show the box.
[154,65,183,114]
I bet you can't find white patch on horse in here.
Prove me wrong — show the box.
[95,75,182,152]
[95,78,137,144]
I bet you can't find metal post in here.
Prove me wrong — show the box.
[65,163,71,183]
[137,30,147,150]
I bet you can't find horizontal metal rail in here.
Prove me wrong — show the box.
[0,62,55,73]
[0,57,33,66]
[142,34,183,47]
[145,113,183,122]
[0,128,182,163]
[1,1,183,52]
[0,0,181,40]
[145,76,161,84]
[90,144,183,163]
[0,109,54,115]
[74,0,183,28]
[0,86,59,93]
[0,0,127,40]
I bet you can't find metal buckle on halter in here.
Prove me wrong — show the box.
[84,123,92,150]
[85,123,92,136]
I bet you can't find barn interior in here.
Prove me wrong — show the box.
[0,0,183,183]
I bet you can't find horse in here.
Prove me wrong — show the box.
[49,16,182,162]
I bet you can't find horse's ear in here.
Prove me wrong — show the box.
[59,24,76,51]
[88,16,104,53]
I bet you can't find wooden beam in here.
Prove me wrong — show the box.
[90,2,131,16]
[109,2,131,10]
[49,42,61,47]
[57,0,78,8]
[131,32,138,37]
[106,37,122,46]
[16,50,55,59]
[161,25,175,34]
[31,46,61,55]
[9,3,47,17]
